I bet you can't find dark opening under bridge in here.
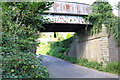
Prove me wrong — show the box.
[42,1,92,32]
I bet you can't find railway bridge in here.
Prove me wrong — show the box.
[42,1,119,64]
[42,1,92,32]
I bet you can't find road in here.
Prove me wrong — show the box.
[41,55,119,79]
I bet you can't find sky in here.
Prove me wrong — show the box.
[58,0,120,16]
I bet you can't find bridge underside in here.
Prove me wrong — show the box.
[42,23,92,32]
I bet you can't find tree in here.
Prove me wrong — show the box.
[86,0,120,46]
[1,2,53,78]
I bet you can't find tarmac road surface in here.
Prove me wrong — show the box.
[40,55,119,79]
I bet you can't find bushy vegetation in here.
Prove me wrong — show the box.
[2,52,49,78]
[1,2,53,79]
[105,62,120,74]
[49,36,74,49]
[77,58,103,71]
[47,36,74,57]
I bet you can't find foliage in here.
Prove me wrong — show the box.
[77,59,103,71]
[2,52,49,78]
[36,44,50,55]
[86,0,120,45]
[105,62,120,74]
[50,36,74,49]
[77,58,88,66]
[46,36,77,64]
[66,33,72,39]
[2,2,53,31]
[57,34,64,41]
[2,2,53,78]
[47,36,74,62]
[47,51,77,64]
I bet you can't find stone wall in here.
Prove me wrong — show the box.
[108,35,119,62]
[68,25,119,63]
[76,34,107,63]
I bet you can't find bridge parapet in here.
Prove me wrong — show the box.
[45,1,92,15]
[43,1,92,24]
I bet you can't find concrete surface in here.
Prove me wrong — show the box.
[41,55,119,78]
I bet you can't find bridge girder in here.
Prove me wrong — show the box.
[41,23,92,32]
